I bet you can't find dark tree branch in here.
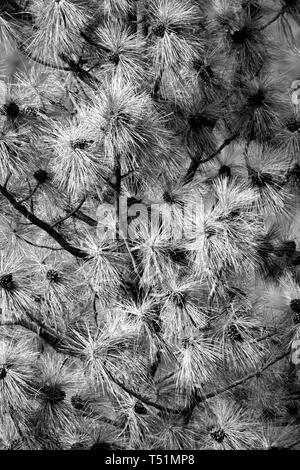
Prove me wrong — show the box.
[65,208,98,227]
[4,172,11,188]
[152,67,164,100]
[15,315,176,414]
[106,370,176,414]
[251,330,279,344]
[0,184,89,259]
[114,154,122,240]
[180,350,290,423]
[18,42,99,87]
[17,316,65,351]
[59,53,99,88]
[19,182,41,204]
[157,329,278,385]
[259,9,284,31]
[15,233,64,251]
[13,310,291,419]
[51,197,86,228]
[183,132,239,184]
[121,169,136,180]
[137,0,148,37]
[17,42,72,71]
[198,351,290,402]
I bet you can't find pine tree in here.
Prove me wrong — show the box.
[0,0,300,451]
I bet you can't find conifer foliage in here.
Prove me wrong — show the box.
[0,0,300,450]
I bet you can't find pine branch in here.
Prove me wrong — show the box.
[286,438,300,450]
[252,330,280,344]
[121,169,136,180]
[4,173,12,188]
[106,370,176,414]
[0,184,89,259]
[17,42,72,71]
[183,132,239,184]
[148,350,162,379]
[17,317,64,351]
[114,154,122,240]
[15,233,64,251]
[59,53,99,88]
[19,40,100,85]
[152,68,164,100]
[260,9,284,31]
[137,0,148,37]
[180,351,290,423]
[16,315,177,414]
[198,351,290,402]
[51,197,86,228]
[64,208,97,227]
[19,182,41,204]
[158,331,279,388]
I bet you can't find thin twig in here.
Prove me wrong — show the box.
[106,370,176,414]
[19,183,40,204]
[156,370,175,385]
[259,10,284,31]
[17,42,71,71]
[196,351,290,403]
[183,132,239,184]
[15,233,64,251]
[51,197,86,228]
[121,169,136,180]
[179,350,290,422]
[120,230,141,279]
[251,330,279,344]
[286,438,300,449]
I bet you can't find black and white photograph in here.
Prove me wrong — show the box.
[0,0,299,458]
